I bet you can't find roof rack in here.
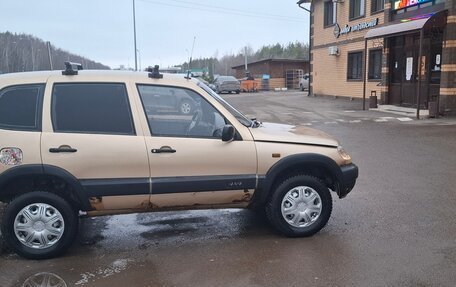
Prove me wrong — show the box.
[147,65,163,79]
[62,61,83,75]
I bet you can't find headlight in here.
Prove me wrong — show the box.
[337,146,352,163]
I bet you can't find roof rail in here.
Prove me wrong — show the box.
[147,65,163,79]
[62,61,83,75]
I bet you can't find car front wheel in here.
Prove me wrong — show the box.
[265,175,332,237]
[1,191,79,259]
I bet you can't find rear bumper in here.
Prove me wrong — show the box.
[219,85,240,91]
[338,163,358,198]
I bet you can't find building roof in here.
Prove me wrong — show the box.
[231,58,308,69]
[365,17,430,39]
[365,10,447,40]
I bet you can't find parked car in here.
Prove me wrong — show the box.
[299,73,309,91]
[0,63,358,259]
[214,76,241,94]
[141,85,198,115]
[195,77,216,92]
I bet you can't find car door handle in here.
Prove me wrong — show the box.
[49,146,78,153]
[151,146,176,153]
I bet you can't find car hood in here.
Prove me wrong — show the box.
[249,122,339,147]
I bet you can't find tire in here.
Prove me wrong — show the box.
[265,175,332,237]
[179,100,193,115]
[1,191,79,259]
[300,84,304,91]
[236,90,240,94]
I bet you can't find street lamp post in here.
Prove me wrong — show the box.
[136,49,141,71]
[133,0,138,71]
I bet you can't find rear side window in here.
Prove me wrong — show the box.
[52,83,135,135]
[0,84,44,131]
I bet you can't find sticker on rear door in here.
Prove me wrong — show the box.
[0,147,23,166]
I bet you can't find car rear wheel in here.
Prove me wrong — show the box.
[265,175,332,237]
[1,191,79,259]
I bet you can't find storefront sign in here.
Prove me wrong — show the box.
[394,0,432,10]
[334,18,379,38]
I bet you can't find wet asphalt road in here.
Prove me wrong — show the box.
[1,91,456,287]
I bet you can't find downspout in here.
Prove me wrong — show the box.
[416,29,423,119]
[297,1,311,96]
[363,39,368,110]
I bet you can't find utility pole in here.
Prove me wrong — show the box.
[46,41,53,70]
[133,0,138,71]
[31,44,35,71]
[244,47,248,70]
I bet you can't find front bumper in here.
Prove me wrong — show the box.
[338,163,358,198]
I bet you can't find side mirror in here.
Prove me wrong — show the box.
[222,125,235,142]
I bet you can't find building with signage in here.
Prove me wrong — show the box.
[299,0,455,116]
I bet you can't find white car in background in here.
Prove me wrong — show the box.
[299,73,309,91]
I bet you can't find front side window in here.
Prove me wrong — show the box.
[52,83,135,135]
[349,0,365,20]
[137,85,227,138]
[324,1,336,27]
[371,0,384,13]
[348,52,363,80]
[197,81,252,127]
[0,84,44,131]
[368,49,382,80]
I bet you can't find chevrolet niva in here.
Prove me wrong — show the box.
[0,63,358,259]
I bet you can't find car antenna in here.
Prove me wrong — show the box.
[147,65,163,79]
[185,36,196,80]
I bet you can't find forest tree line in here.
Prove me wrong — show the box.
[0,32,308,77]
[0,32,109,74]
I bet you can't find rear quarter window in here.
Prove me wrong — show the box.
[0,84,45,131]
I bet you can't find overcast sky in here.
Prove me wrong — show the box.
[1,0,310,69]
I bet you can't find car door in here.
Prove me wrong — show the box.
[40,78,150,211]
[135,83,257,209]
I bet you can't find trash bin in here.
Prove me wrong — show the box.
[428,94,439,118]
[369,91,378,109]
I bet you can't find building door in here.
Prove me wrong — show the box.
[389,35,424,107]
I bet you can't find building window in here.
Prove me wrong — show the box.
[371,0,384,13]
[368,49,382,80]
[349,0,365,20]
[324,1,336,27]
[347,52,363,80]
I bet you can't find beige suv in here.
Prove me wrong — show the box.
[0,63,358,259]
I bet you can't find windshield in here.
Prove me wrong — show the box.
[197,81,252,127]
